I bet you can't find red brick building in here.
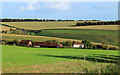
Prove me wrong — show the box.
[19,40,32,47]
[33,42,62,48]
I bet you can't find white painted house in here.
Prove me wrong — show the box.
[73,42,84,48]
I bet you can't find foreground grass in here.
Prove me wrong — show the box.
[34,29,118,46]
[2,45,119,73]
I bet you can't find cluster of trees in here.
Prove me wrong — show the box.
[60,40,117,50]
[60,41,74,48]
[82,40,117,50]
[0,40,19,46]
[76,21,120,26]
[1,18,75,22]
[78,20,100,21]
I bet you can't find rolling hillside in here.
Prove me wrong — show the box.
[33,29,118,46]
[2,22,118,30]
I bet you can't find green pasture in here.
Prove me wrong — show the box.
[34,29,118,46]
[2,45,119,73]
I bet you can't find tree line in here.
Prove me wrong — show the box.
[76,20,120,26]
[1,18,101,22]
[0,39,117,50]
[1,18,75,22]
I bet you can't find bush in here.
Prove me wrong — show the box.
[60,41,73,48]
[93,45,97,49]
[96,45,103,49]
[102,44,109,50]
[14,39,19,46]
[2,40,6,45]
[0,40,6,45]
[82,40,92,49]
[109,47,117,50]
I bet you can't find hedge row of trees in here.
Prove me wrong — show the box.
[0,40,19,46]
[1,18,101,22]
[76,21,120,26]
[60,40,117,50]
[1,18,75,22]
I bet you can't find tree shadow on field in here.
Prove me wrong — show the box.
[38,54,119,64]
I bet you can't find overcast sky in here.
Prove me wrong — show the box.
[2,2,118,21]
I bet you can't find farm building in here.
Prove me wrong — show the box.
[19,40,32,47]
[33,42,63,48]
[73,42,84,48]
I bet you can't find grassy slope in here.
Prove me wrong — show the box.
[2,22,118,30]
[2,45,119,73]
[2,22,118,46]
[34,29,118,46]
[2,34,80,42]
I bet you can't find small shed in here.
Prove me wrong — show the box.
[73,42,84,48]
[19,40,32,47]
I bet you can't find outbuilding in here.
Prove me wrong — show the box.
[73,42,84,48]
[19,40,32,47]
[33,42,63,48]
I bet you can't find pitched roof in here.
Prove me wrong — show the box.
[34,42,58,46]
[74,42,83,45]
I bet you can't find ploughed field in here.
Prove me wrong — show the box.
[33,29,118,46]
[2,45,119,73]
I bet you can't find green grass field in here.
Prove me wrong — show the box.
[2,45,119,73]
[33,29,118,46]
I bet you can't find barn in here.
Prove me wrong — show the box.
[33,42,63,48]
[73,42,84,48]
[19,40,32,47]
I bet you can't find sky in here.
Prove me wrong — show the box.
[2,2,118,21]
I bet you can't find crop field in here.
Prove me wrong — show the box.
[2,34,80,42]
[2,22,119,30]
[2,45,119,73]
[1,26,10,31]
[1,26,16,31]
[62,25,118,30]
[2,22,77,30]
[33,29,118,46]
